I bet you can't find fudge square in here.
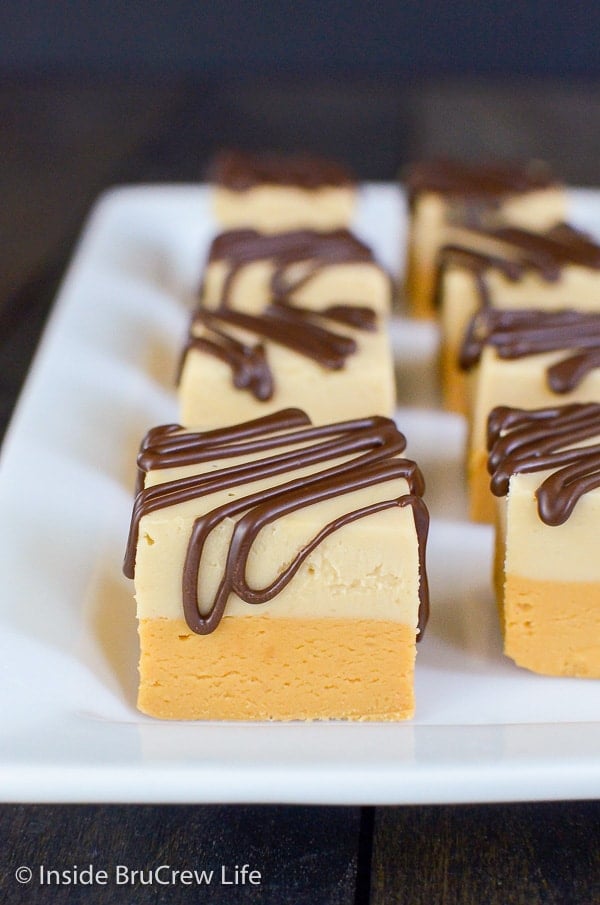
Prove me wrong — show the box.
[123,409,430,720]
[201,228,392,316]
[462,307,600,523]
[488,402,600,677]
[437,223,600,413]
[177,302,395,428]
[208,149,356,233]
[403,158,565,318]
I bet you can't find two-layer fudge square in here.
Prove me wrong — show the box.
[208,149,356,233]
[487,402,600,677]
[403,158,565,318]
[123,409,430,720]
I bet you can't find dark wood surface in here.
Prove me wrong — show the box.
[1,78,599,904]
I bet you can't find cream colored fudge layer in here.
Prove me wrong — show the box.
[178,314,395,428]
[138,617,417,720]
[441,265,600,414]
[202,259,391,315]
[468,348,600,523]
[135,474,420,624]
[212,185,355,233]
[494,475,600,677]
[405,188,565,318]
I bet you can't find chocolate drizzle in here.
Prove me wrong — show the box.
[179,303,375,401]
[460,308,600,392]
[208,150,355,191]
[135,409,311,496]
[435,223,600,309]
[124,411,429,638]
[206,228,389,308]
[486,402,600,525]
[405,158,557,208]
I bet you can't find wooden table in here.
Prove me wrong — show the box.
[1,78,599,904]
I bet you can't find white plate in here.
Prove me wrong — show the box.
[1,184,600,805]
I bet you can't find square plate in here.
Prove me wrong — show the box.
[1,184,599,804]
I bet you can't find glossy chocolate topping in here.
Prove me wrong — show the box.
[486,402,600,525]
[460,308,600,392]
[179,303,375,400]
[135,408,311,496]
[124,411,429,637]
[209,228,373,266]
[208,149,355,191]
[206,228,389,306]
[436,223,600,309]
[406,158,557,207]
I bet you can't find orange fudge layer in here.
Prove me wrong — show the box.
[497,576,600,678]
[138,616,416,721]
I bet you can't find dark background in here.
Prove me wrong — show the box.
[1,4,600,903]
[1,1,600,80]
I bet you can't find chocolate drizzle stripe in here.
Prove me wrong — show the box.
[138,409,307,469]
[209,229,373,265]
[536,458,600,526]
[135,409,311,495]
[486,402,600,524]
[488,403,600,466]
[137,411,388,474]
[547,349,600,393]
[231,304,357,360]
[495,224,600,270]
[314,304,377,331]
[183,334,273,399]
[406,158,558,208]
[207,150,355,191]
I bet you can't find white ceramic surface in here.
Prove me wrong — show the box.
[1,184,599,804]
